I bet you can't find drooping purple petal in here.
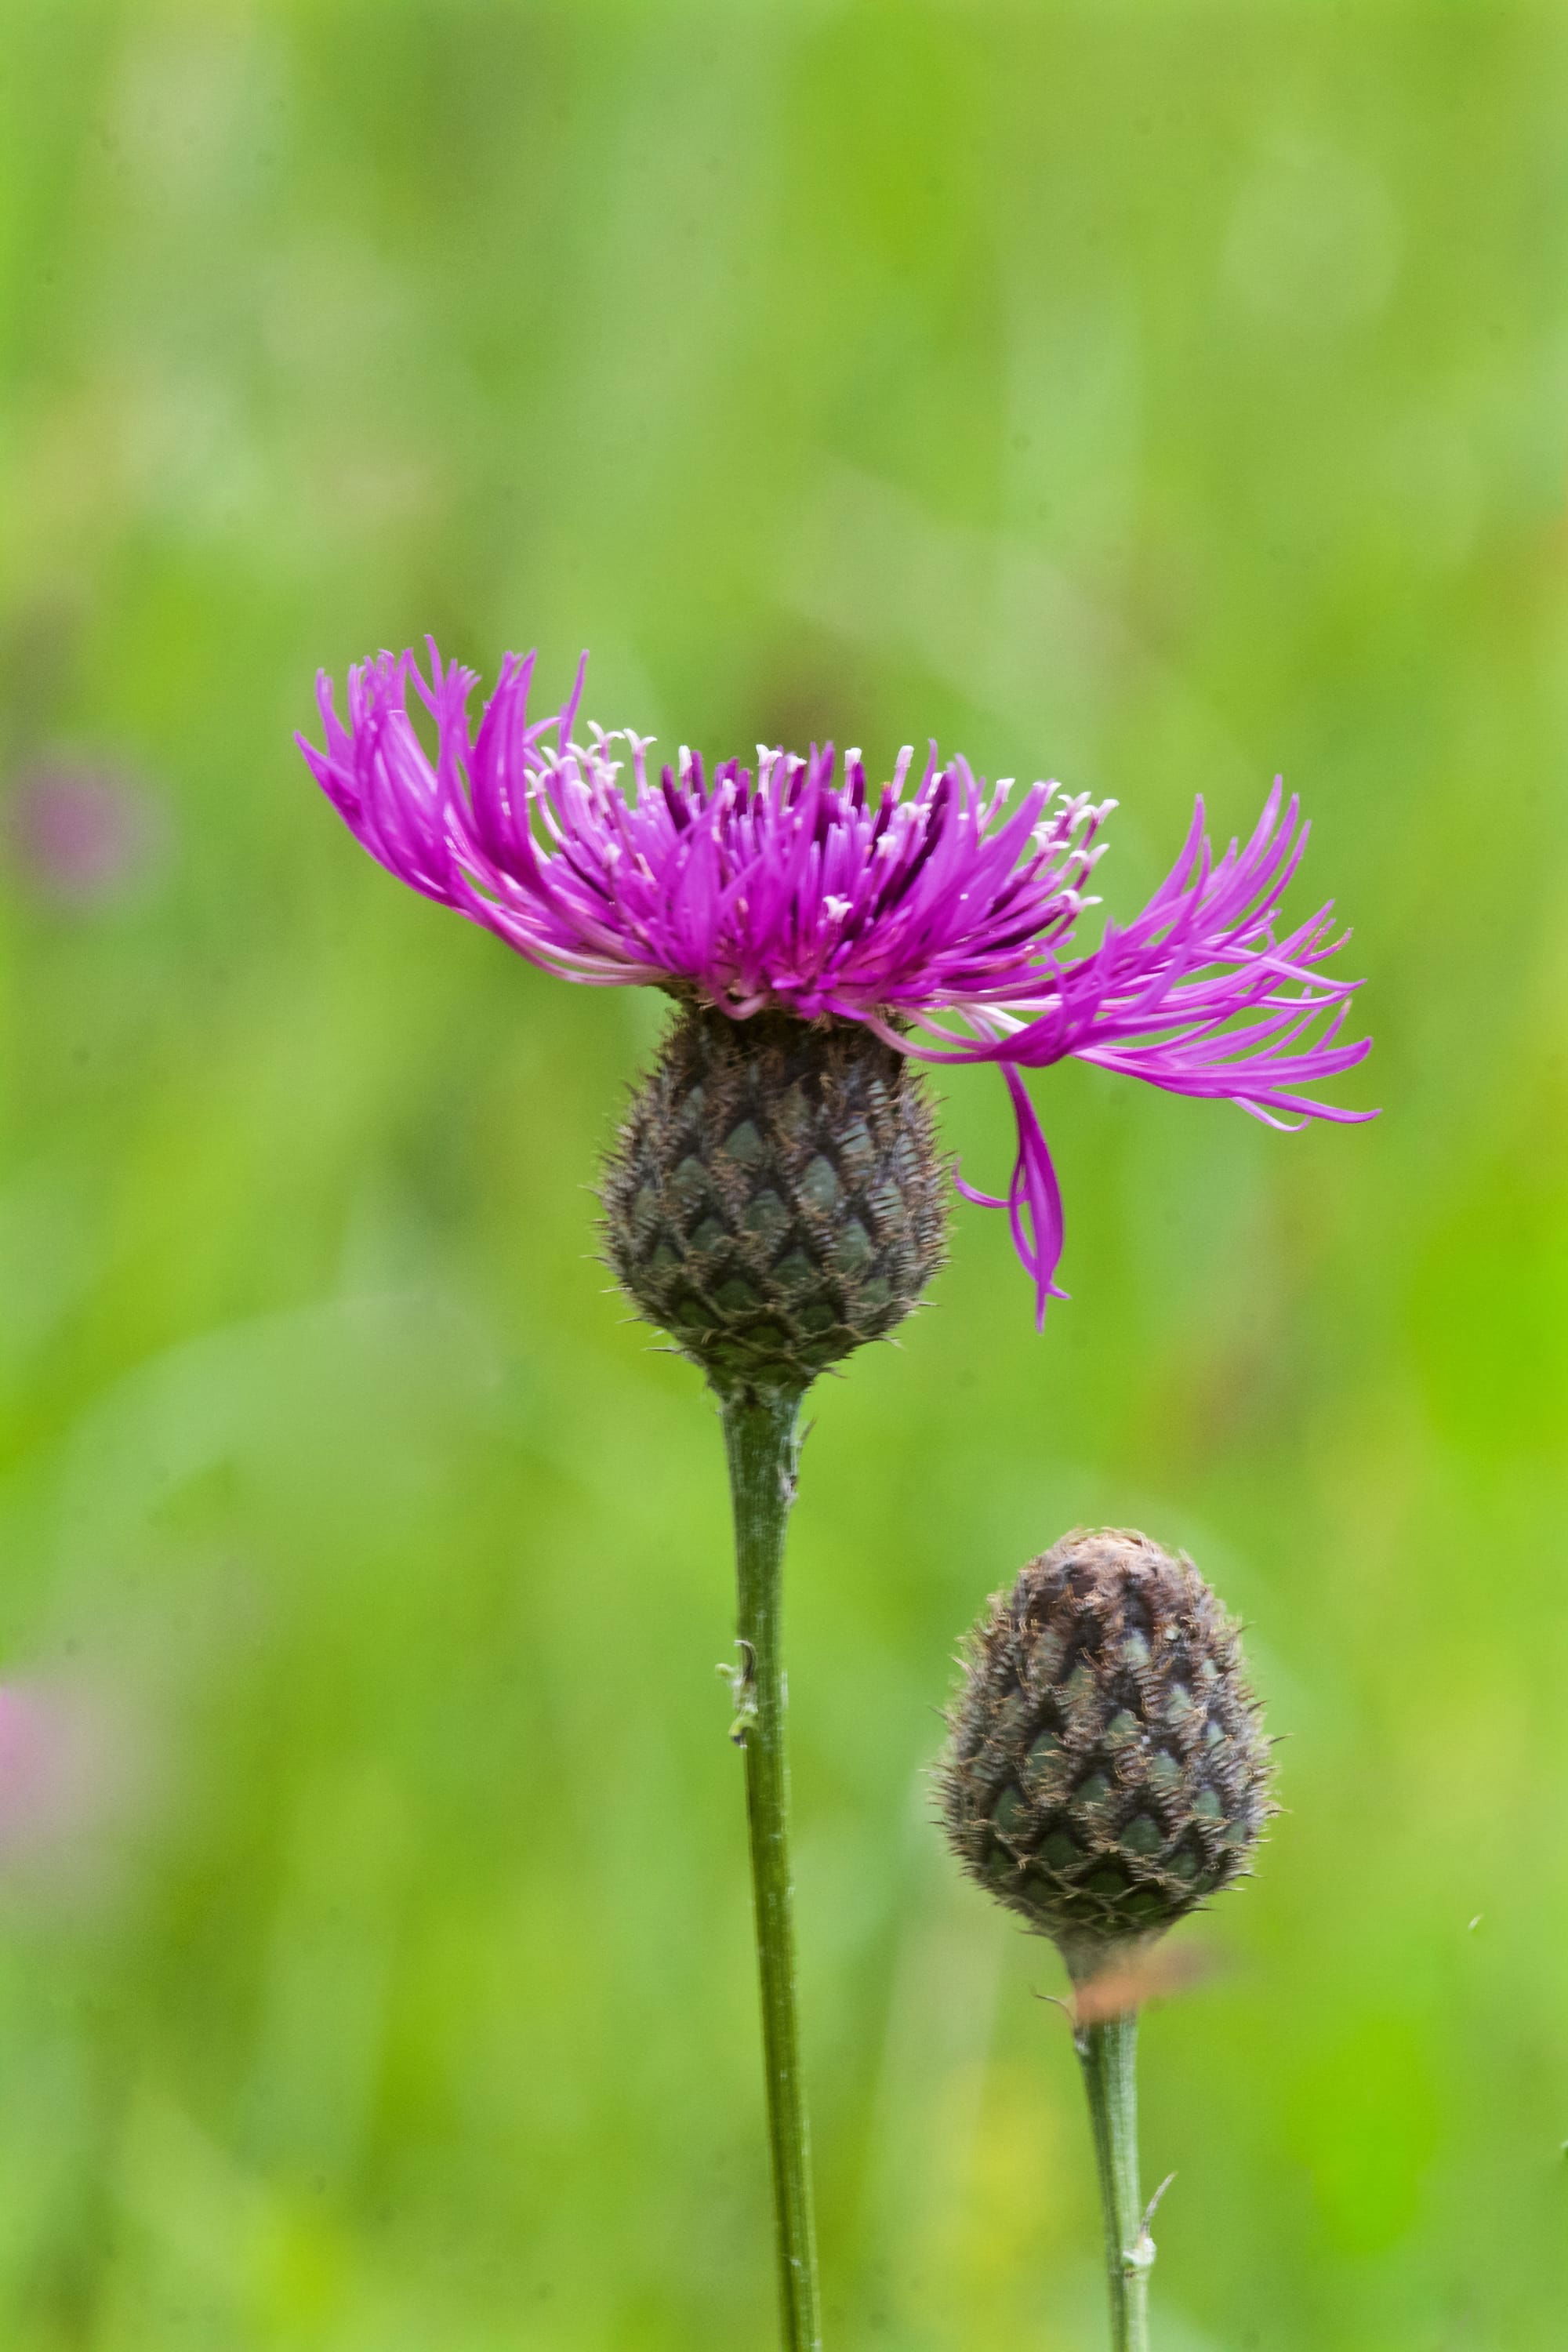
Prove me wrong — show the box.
[955,1066,1070,1328]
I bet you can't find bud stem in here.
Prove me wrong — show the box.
[720,1387,822,2352]
[1073,2007,1154,2352]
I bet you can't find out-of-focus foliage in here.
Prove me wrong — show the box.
[0,4,1563,2346]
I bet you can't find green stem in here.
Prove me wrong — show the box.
[1073,2008,1155,2352]
[720,1385,822,2352]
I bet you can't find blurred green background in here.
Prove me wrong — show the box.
[1,2,1564,2346]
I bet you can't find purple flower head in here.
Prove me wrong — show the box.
[8,760,160,906]
[299,644,1374,1323]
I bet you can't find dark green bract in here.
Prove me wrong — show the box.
[941,1530,1272,1971]
[602,1006,949,1393]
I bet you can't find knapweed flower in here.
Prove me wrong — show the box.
[8,760,160,906]
[939,1532,1273,2350]
[0,1678,151,1907]
[939,1529,1272,1973]
[299,643,1372,1331]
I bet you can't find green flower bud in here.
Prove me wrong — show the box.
[940,1529,1272,1977]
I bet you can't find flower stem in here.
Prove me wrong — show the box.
[1073,2006,1155,2352]
[720,1386,822,2352]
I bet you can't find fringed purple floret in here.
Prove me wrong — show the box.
[299,643,1375,1321]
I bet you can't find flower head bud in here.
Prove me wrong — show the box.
[940,1530,1272,1978]
[602,1004,949,1395]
